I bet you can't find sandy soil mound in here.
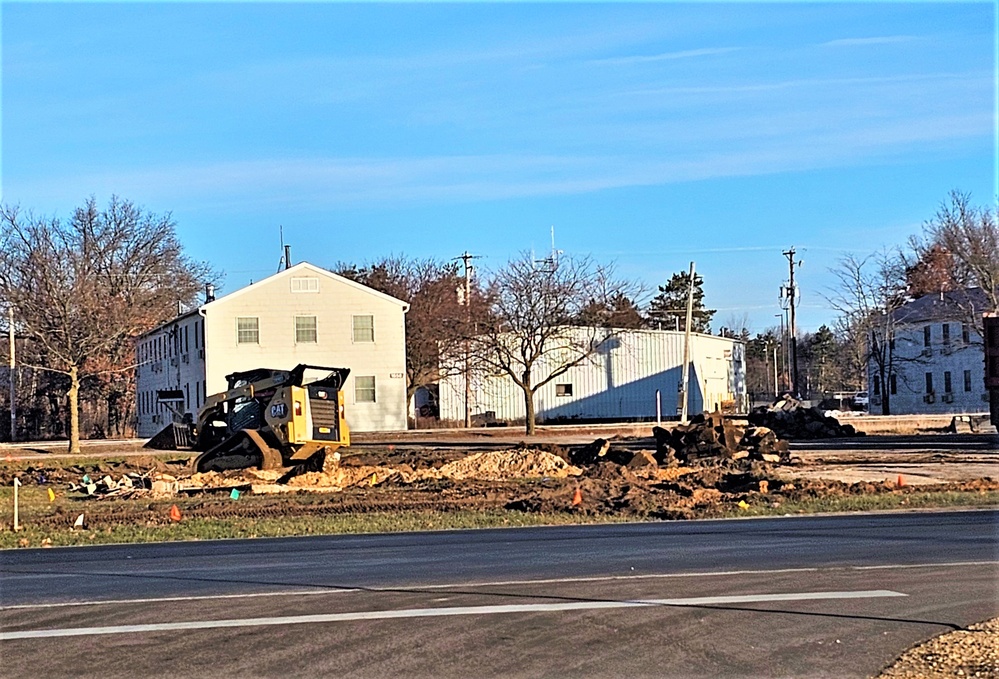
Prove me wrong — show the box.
[431,449,582,481]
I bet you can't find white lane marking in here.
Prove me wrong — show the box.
[850,561,999,571]
[421,561,998,590]
[0,590,906,640]
[2,561,992,611]
[0,588,360,611]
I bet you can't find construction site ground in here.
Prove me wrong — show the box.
[1,416,996,535]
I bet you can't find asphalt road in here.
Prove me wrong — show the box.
[2,510,997,678]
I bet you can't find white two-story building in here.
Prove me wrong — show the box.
[869,289,990,415]
[135,262,409,436]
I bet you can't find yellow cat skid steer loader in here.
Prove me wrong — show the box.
[145,364,350,473]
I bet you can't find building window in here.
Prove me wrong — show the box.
[872,376,880,396]
[962,324,971,344]
[355,376,376,403]
[925,372,934,394]
[295,316,317,343]
[237,317,259,344]
[944,371,952,394]
[942,323,950,345]
[890,374,897,395]
[964,370,972,392]
[352,315,374,343]
[291,276,320,293]
[923,326,931,347]
[556,383,573,397]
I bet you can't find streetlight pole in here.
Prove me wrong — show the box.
[774,313,784,394]
[680,262,695,423]
[456,251,479,428]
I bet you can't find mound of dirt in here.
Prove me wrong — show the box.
[249,448,582,493]
[286,465,403,490]
[432,449,582,481]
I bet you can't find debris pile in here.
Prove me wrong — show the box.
[567,438,633,466]
[748,397,861,439]
[68,473,152,499]
[653,412,793,465]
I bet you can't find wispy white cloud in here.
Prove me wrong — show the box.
[7,103,988,212]
[588,47,740,65]
[821,35,917,47]
[619,70,988,98]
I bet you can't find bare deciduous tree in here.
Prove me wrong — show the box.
[913,191,999,334]
[827,250,908,415]
[0,196,212,452]
[470,253,638,435]
[331,256,478,415]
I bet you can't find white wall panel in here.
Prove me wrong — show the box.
[439,329,746,423]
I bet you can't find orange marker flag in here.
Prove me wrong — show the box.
[169,504,182,522]
[572,488,582,506]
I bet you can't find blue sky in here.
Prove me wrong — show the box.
[2,2,995,334]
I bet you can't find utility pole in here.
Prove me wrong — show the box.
[456,251,480,428]
[7,307,14,442]
[782,247,801,398]
[679,262,695,423]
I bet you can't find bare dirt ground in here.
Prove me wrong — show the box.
[2,424,996,530]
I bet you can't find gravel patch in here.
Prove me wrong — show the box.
[877,617,998,678]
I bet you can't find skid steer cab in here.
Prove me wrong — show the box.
[146,364,350,473]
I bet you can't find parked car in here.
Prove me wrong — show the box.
[853,391,869,410]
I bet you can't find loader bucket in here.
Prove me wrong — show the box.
[144,422,195,451]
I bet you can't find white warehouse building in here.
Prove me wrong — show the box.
[135,262,410,437]
[439,328,747,423]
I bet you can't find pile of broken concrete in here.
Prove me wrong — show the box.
[653,411,793,466]
[748,396,862,439]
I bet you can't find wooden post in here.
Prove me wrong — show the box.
[13,477,21,531]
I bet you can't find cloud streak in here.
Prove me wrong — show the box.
[588,47,740,65]
[7,104,988,213]
[821,35,917,48]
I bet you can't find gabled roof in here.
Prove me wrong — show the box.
[138,262,409,339]
[892,287,989,325]
[201,261,410,312]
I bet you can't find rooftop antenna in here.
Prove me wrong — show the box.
[277,226,286,273]
[535,225,562,273]
[550,225,562,267]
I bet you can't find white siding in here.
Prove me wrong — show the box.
[438,329,746,423]
[137,262,409,435]
[134,313,207,437]
[871,321,988,415]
